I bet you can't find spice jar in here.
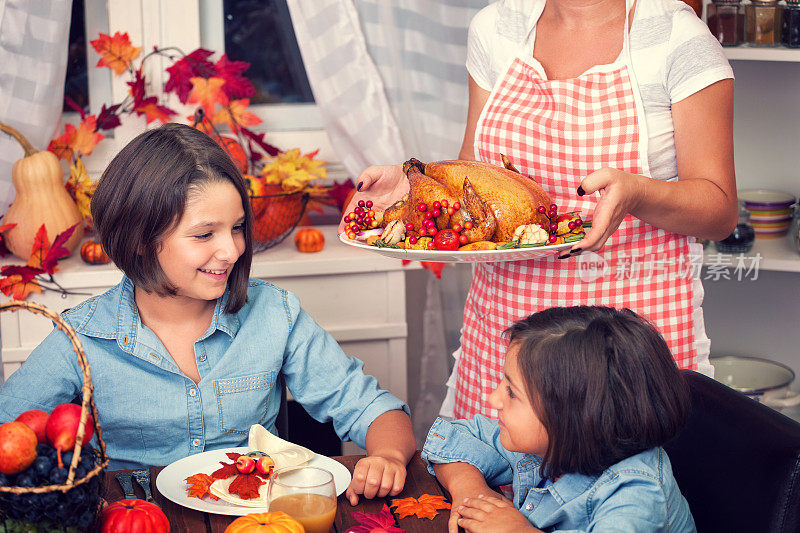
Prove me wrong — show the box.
[714,203,755,253]
[707,0,746,46]
[746,0,783,46]
[782,1,800,47]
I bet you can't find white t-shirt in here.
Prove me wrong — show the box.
[466,0,734,181]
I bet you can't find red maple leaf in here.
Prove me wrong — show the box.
[241,128,280,157]
[134,98,177,124]
[348,504,405,533]
[96,103,122,131]
[127,69,146,107]
[211,452,242,479]
[165,48,216,104]
[227,473,265,500]
[1,265,42,282]
[26,225,50,270]
[214,54,256,100]
[41,223,79,275]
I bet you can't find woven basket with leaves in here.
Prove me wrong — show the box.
[0,301,109,532]
[250,190,309,253]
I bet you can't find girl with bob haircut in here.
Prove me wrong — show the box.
[0,123,416,505]
[422,306,695,532]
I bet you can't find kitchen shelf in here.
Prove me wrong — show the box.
[703,235,800,273]
[724,46,800,62]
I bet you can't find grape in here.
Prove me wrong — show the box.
[60,452,74,468]
[0,473,8,486]
[32,457,52,481]
[48,468,67,485]
[14,473,35,488]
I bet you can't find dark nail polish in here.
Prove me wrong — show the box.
[571,248,582,254]
[357,182,363,191]
[577,186,585,196]
[558,253,571,259]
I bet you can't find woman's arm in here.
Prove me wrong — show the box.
[576,79,738,251]
[458,75,491,161]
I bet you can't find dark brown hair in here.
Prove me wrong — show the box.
[504,306,690,479]
[91,123,253,313]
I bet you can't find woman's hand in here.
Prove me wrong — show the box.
[457,494,541,533]
[338,165,409,234]
[345,455,407,505]
[567,167,645,254]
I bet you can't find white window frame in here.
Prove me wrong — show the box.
[74,0,346,181]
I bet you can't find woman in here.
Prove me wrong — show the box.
[345,0,737,420]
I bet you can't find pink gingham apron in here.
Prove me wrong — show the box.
[454,0,699,419]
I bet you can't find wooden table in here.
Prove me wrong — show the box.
[104,452,450,532]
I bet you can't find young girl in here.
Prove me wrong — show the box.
[421,306,695,532]
[0,123,415,505]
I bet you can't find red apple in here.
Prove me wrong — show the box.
[235,455,255,474]
[15,409,49,444]
[0,421,38,475]
[46,403,94,468]
[255,455,275,477]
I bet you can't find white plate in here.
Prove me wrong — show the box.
[339,233,574,262]
[155,447,352,516]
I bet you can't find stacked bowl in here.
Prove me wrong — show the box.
[739,189,796,239]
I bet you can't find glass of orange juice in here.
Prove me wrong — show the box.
[267,466,337,533]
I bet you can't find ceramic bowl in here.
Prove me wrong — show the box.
[739,189,796,210]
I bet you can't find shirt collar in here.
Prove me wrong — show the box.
[114,276,239,354]
[517,453,599,505]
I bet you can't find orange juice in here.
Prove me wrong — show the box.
[270,493,337,533]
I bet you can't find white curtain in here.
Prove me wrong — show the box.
[0,0,73,208]
[286,0,489,444]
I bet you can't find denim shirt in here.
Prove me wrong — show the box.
[421,417,696,533]
[0,277,408,470]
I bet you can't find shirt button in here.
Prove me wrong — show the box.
[192,438,201,447]
[525,503,533,511]
[199,355,206,361]
[189,388,197,397]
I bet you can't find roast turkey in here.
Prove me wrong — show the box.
[382,158,551,243]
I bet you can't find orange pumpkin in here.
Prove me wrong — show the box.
[215,135,249,174]
[223,512,304,533]
[100,499,170,533]
[294,227,325,253]
[80,240,111,264]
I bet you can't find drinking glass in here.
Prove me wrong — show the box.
[267,466,337,533]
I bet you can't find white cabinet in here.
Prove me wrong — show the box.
[0,226,416,409]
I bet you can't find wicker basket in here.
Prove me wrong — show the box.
[250,190,309,253]
[0,300,109,532]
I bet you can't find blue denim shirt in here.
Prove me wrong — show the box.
[421,417,696,532]
[0,277,408,470]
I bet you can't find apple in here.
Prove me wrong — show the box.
[235,455,255,474]
[0,421,38,475]
[15,409,49,444]
[255,455,275,477]
[46,403,94,468]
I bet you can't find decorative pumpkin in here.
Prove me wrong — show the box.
[214,135,248,174]
[100,499,170,533]
[0,120,82,260]
[223,512,304,533]
[294,227,325,253]
[80,239,111,264]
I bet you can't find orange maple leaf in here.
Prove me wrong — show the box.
[227,473,266,500]
[48,115,105,160]
[188,77,229,116]
[89,32,141,75]
[390,494,451,520]
[134,100,177,124]
[185,473,219,500]
[212,99,262,132]
[0,275,41,300]
[26,225,50,271]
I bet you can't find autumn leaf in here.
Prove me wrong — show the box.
[26,225,50,271]
[212,99,261,132]
[211,452,242,480]
[96,103,122,131]
[127,69,146,107]
[90,32,141,75]
[346,504,405,533]
[214,54,256,100]
[66,158,96,222]
[241,128,279,157]
[390,494,451,520]
[188,76,229,116]
[165,48,216,104]
[134,97,177,124]
[41,223,79,275]
[185,473,219,500]
[0,274,41,300]
[48,115,105,160]
[227,473,266,500]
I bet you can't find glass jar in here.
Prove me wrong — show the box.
[782,1,800,47]
[715,203,756,253]
[708,0,746,45]
[746,0,783,46]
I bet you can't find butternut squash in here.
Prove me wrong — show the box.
[0,121,82,259]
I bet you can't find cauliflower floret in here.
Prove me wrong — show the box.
[513,224,549,245]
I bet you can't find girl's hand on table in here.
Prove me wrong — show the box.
[457,494,541,533]
[569,167,645,254]
[345,455,407,505]
[338,165,408,234]
[446,485,500,533]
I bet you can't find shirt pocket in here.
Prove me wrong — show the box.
[214,371,275,434]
